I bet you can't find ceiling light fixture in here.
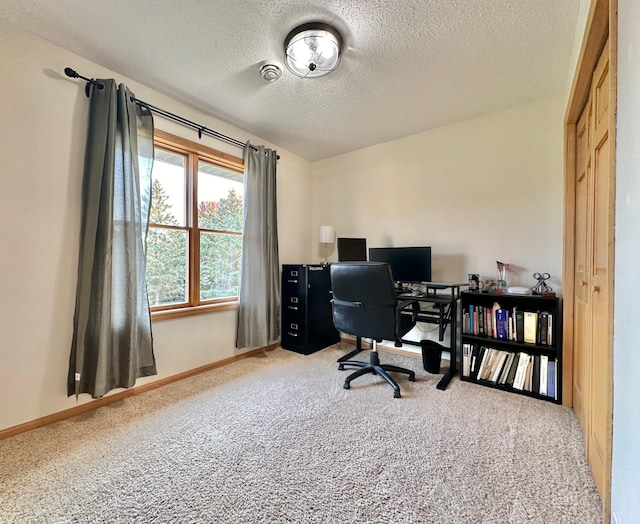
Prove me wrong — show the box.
[284,22,343,79]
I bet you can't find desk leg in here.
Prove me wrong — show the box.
[436,300,457,391]
[438,305,445,341]
[436,369,454,390]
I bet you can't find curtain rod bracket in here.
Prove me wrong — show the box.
[64,67,104,98]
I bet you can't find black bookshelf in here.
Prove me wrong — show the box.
[460,291,562,404]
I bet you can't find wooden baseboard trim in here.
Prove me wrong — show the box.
[0,343,278,441]
[340,336,371,349]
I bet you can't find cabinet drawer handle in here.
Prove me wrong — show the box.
[287,332,299,337]
[581,280,588,287]
[593,285,600,294]
[287,279,298,283]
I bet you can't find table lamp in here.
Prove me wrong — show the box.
[319,225,335,264]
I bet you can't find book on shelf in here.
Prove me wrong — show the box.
[485,307,493,338]
[508,311,515,341]
[532,354,541,394]
[523,311,538,344]
[472,345,485,380]
[547,359,557,399]
[490,350,509,383]
[470,345,483,380]
[475,347,488,380]
[471,305,478,335]
[496,309,509,340]
[512,352,530,390]
[498,352,515,384]
[538,312,549,345]
[462,343,471,378]
[491,302,501,339]
[547,314,553,345]
[515,310,525,343]
[505,353,520,387]
[478,347,496,381]
[539,355,548,395]
[523,355,533,392]
[484,348,501,382]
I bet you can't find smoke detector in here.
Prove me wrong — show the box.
[259,62,282,82]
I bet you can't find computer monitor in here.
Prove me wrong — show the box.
[337,238,368,261]
[368,246,432,284]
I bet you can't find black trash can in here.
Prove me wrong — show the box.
[420,340,443,374]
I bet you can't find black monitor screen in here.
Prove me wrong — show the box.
[368,246,432,284]
[337,238,367,261]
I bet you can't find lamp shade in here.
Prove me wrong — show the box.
[284,22,342,78]
[319,225,335,243]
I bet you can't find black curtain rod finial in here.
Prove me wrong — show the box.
[65,66,104,96]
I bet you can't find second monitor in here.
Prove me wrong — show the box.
[337,237,368,261]
[368,246,432,284]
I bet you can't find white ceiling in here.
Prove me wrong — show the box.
[0,0,583,161]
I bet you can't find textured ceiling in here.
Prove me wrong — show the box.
[0,0,582,161]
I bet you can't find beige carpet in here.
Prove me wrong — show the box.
[0,345,602,523]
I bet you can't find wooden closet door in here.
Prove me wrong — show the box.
[587,38,612,500]
[564,2,615,518]
[572,98,591,431]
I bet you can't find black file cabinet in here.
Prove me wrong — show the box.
[281,264,340,354]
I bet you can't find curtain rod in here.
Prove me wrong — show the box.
[64,67,279,159]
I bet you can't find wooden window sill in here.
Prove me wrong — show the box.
[151,301,238,321]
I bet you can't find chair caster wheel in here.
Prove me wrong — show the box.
[394,391,401,398]
[338,364,344,371]
[343,383,350,390]
[409,374,416,382]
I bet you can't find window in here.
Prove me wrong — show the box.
[147,130,244,319]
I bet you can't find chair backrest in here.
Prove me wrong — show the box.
[329,262,400,342]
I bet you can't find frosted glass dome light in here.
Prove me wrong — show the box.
[284,22,343,79]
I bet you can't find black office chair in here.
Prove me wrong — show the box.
[329,262,420,398]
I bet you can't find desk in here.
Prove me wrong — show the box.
[397,283,461,390]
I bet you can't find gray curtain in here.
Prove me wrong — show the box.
[236,142,280,348]
[68,79,157,398]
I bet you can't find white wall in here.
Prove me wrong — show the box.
[0,20,312,432]
[564,0,592,103]
[311,97,565,291]
[611,1,640,522]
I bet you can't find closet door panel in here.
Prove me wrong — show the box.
[572,101,591,430]
[587,38,612,502]
[589,127,610,499]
